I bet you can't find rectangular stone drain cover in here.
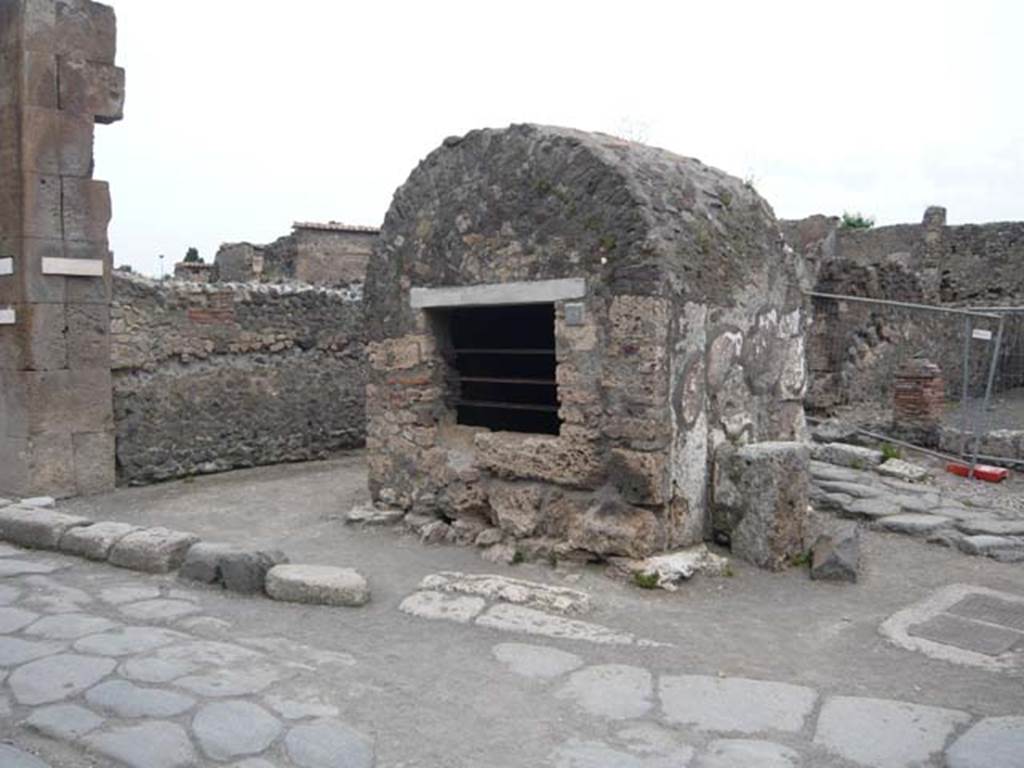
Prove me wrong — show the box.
[908,614,1024,657]
[947,594,1024,632]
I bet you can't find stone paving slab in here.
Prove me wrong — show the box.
[946,716,1024,768]
[658,675,817,733]
[814,695,970,768]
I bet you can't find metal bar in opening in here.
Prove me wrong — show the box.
[452,348,555,355]
[454,399,559,413]
[456,376,556,386]
[805,290,1003,320]
[960,315,973,439]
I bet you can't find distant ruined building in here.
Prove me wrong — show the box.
[173,222,379,286]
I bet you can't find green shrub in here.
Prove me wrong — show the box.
[881,443,902,461]
[840,211,875,229]
[633,572,660,590]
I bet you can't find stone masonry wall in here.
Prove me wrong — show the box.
[366,124,807,561]
[783,208,1024,414]
[0,0,125,498]
[110,273,366,484]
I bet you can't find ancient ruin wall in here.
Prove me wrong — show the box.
[110,273,366,484]
[366,124,806,560]
[783,208,1024,414]
[0,0,125,497]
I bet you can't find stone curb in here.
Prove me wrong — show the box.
[0,499,371,608]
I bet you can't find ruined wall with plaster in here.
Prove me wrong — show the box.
[110,273,366,484]
[0,0,124,497]
[365,124,807,561]
[782,208,1024,415]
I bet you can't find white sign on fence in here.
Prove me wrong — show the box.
[972,328,993,341]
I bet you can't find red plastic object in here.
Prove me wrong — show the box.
[946,463,1009,483]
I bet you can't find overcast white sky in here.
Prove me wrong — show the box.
[94,1,1024,277]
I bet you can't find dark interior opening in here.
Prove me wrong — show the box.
[446,304,560,435]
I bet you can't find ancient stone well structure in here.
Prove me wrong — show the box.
[365,124,807,560]
[0,0,124,497]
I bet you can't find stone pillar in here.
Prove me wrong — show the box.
[892,358,944,447]
[0,0,125,497]
[919,205,946,302]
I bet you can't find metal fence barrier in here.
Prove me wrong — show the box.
[805,291,1021,468]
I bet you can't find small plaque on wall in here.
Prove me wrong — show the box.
[0,307,15,325]
[0,258,12,276]
[41,257,104,277]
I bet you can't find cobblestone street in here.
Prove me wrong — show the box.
[2,457,1023,767]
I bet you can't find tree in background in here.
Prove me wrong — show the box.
[183,246,203,263]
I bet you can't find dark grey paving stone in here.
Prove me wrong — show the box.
[946,716,1024,768]
[0,744,52,768]
[814,696,970,768]
[25,703,105,741]
[696,739,801,768]
[8,653,116,705]
[86,721,197,768]
[659,675,816,733]
[0,637,65,667]
[285,719,375,768]
[555,664,653,720]
[192,700,283,760]
[24,613,118,640]
[909,614,1024,656]
[0,559,61,577]
[0,606,40,633]
[85,679,195,718]
[74,626,186,657]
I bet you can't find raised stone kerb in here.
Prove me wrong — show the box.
[265,565,370,607]
[180,542,288,594]
[108,527,200,573]
[0,506,92,550]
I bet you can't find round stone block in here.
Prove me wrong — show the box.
[265,565,370,607]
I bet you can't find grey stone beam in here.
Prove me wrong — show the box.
[409,278,586,309]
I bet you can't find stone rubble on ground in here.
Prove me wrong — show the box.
[418,571,591,615]
[808,453,1024,562]
[609,544,731,591]
[810,523,861,583]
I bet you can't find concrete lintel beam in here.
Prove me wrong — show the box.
[410,278,586,309]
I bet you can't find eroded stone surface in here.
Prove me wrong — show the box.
[659,675,816,733]
[85,679,195,718]
[108,527,200,573]
[493,643,584,679]
[695,740,801,768]
[0,637,65,667]
[192,701,283,760]
[398,591,486,624]
[945,716,1024,768]
[266,565,370,607]
[87,722,197,768]
[419,572,591,615]
[59,521,139,560]
[25,703,105,741]
[285,719,375,768]
[0,606,40,633]
[74,626,185,656]
[814,696,970,768]
[556,665,653,720]
[9,653,116,705]
[0,745,52,768]
[24,612,118,640]
[476,604,635,646]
